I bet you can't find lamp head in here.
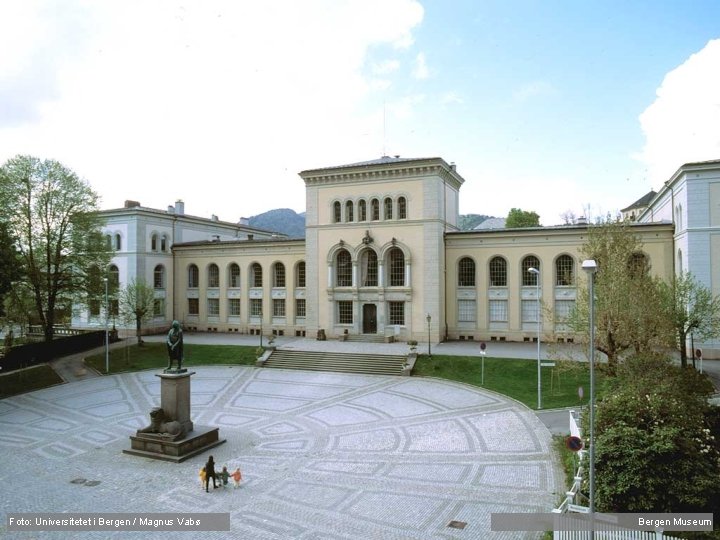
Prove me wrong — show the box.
[528,267,539,275]
[582,259,598,273]
[426,313,431,323]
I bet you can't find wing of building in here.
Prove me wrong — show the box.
[77,156,720,358]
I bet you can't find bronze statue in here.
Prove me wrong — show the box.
[166,320,184,371]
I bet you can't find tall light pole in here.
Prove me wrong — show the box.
[582,259,598,535]
[426,313,432,358]
[103,277,109,374]
[528,267,541,409]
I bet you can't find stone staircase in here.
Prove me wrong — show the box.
[343,334,389,344]
[262,349,408,376]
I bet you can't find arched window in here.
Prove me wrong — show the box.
[161,234,167,252]
[273,262,286,287]
[458,257,475,287]
[114,234,121,251]
[555,255,575,286]
[360,250,378,287]
[296,261,306,287]
[489,257,507,287]
[628,252,649,278]
[388,248,405,286]
[208,264,219,288]
[229,263,240,288]
[333,201,341,223]
[336,249,352,287]
[108,264,120,294]
[384,197,393,220]
[398,197,407,219]
[677,249,683,274]
[105,235,112,250]
[359,200,367,221]
[151,233,158,251]
[522,256,540,286]
[371,198,380,221]
[345,201,354,222]
[251,263,263,287]
[188,264,199,288]
[154,264,165,289]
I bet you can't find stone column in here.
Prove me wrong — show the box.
[156,371,195,434]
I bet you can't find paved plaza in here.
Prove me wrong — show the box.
[0,361,563,539]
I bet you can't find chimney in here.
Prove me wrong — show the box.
[211,214,219,222]
[175,200,185,215]
[167,205,175,214]
[576,216,588,225]
[124,200,141,208]
[450,162,456,171]
[238,217,249,226]
[247,234,254,241]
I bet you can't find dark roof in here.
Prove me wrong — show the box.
[173,237,305,248]
[621,190,657,212]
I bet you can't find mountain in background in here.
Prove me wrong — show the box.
[248,209,497,238]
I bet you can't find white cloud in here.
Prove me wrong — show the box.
[637,39,720,184]
[512,80,555,103]
[440,91,463,106]
[0,0,424,217]
[412,52,429,79]
[372,59,401,74]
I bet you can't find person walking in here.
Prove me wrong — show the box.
[204,455,218,492]
[231,467,242,489]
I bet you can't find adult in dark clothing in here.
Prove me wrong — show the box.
[204,455,218,492]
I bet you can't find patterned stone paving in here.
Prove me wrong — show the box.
[0,366,562,539]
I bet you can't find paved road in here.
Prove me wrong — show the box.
[0,366,562,539]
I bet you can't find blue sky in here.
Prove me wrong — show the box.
[1,1,719,225]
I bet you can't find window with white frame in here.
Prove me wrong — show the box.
[208,264,220,288]
[273,298,285,317]
[521,299,539,322]
[333,201,341,223]
[336,249,352,287]
[359,200,367,221]
[160,235,167,252]
[115,233,122,251]
[489,257,507,287]
[250,298,262,317]
[338,301,353,324]
[251,263,263,287]
[273,263,286,288]
[388,248,404,286]
[151,234,158,251]
[153,298,165,317]
[360,250,378,286]
[345,201,354,222]
[388,301,405,325]
[296,261,306,287]
[458,300,476,322]
[489,300,508,322]
[295,298,306,318]
[229,298,241,317]
[154,265,165,289]
[188,265,199,288]
[554,300,574,323]
[522,256,540,286]
[384,197,393,220]
[208,298,220,317]
[371,199,380,220]
[458,257,475,287]
[229,263,240,288]
[555,255,575,286]
[398,197,407,219]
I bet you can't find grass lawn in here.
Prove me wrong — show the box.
[413,354,603,409]
[85,342,259,374]
[0,364,64,399]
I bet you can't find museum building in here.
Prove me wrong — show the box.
[73,156,720,358]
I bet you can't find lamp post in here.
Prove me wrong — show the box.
[259,307,263,348]
[103,277,109,374]
[582,259,598,535]
[528,267,541,409]
[426,313,432,358]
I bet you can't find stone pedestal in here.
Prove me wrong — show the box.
[124,370,225,463]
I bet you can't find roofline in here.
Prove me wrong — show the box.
[172,238,306,249]
[447,220,674,237]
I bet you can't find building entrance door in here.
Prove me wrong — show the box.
[362,304,377,334]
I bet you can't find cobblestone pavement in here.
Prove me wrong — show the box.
[0,367,563,539]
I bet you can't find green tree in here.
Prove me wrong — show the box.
[593,353,720,514]
[118,278,156,345]
[2,282,34,338]
[0,155,111,342]
[0,222,22,317]
[505,208,540,228]
[568,221,672,373]
[659,272,720,368]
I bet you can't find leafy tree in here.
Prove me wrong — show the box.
[0,155,111,341]
[659,272,720,368]
[118,278,156,345]
[568,221,672,373]
[593,353,720,514]
[0,222,22,317]
[505,207,540,228]
[2,282,34,338]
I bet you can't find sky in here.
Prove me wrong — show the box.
[1,0,719,226]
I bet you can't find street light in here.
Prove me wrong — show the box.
[528,267,541,409]
[103,277,109,374]
[426,313,432,358]
[582,259,598,534]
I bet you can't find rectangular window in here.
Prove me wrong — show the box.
[489,300,507,322]
[230,265,241,288]
[338,301,353,324]
[297,263,306,288]
[110,299,119,317]
[208,298,220,317]
[521,300,539,323]
[188,298,199,315]
[273,298,286,317]
[295,298,306,318]
[250,298,262,317]
[88,299,100,316]
[388,301,405,325]
[229,298,241,317]
[458,300,476,322]
[153,298,164,317]
[554,300,575,322]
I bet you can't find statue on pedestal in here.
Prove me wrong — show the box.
[165,320,185,372]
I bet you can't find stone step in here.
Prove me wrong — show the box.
[264,350,406,376]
